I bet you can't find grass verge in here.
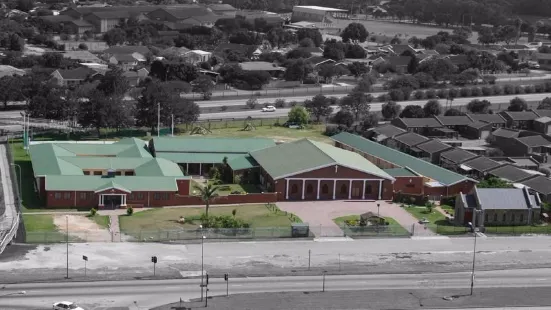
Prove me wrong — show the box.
[22,214,69,243]
[88,215,110,229]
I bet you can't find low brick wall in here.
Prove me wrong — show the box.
[173,193,278,206]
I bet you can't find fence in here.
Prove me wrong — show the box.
[182,85,353,100]
[0,142,23,253]
[341,224,411,238]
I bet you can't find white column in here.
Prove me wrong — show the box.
[378,180,383,200]
[285,179,289,199]
[362,180,366,200]
[186,163,189,174]
[332,180,336,200]
[99,194,103,206]
[301,179,305,200]
[316,179,320,200]
[348,180,352,199]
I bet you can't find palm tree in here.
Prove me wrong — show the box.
[195,183,219,218]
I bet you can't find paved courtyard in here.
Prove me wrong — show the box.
[277,200,435,237]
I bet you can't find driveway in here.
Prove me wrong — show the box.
[278,200,435,238]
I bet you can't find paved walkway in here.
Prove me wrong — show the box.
[277,200,435,238]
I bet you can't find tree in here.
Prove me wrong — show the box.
[467,99,492,114]
[323,45,345,61]
[192,75,214,100]
[340,23,368,43]
[0,76,22,109]
[194,183,219,218]
[347,62,369,78]
[333,110,354,127]
[340,90,371,120]
[304,94,333,122]
[381,101,401,120]
[413,72,434,88]
[538,97,551,109]
[41,52,63,68]
[478,177,513,188]
[283,58,313,81]
[150,60,198,82]
[299,38,314,47]
[345,44,367,59]
[496,25,518,44]
[288,106,310,125]
[96,68,130,96]
[444,108,465,116]
[417,58,457,80]
[361,113,379,130]
[407,55,419,74]
[103,28,126,46]
[508,97,528,111]
[423,99,442,116]
[16,0,35,12]
[297,29,323,47]
[385,75,420,90]
[317,64,348,83]
[400,105,425,118]
[229,30,262,45]
[77,89,115,136]
[286,48,311,59]
[9,33,24,51]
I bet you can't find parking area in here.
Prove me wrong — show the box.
[277,200,435,237]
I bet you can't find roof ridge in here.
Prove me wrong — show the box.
[306,139,340,165]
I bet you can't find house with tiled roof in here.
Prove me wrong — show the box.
[390,117,443,136]
[498,110,540,129]
[466,113,506,128]
[207,3,237,17]
[414,139,453,163]
[29,138,191,208]
[50,67,102,87]
[364,124,406,142]
[521,175,551,202]
[533,116,551,135]
[460,156,503,179]
[390,132,429,153]
[62,51,102,63]
[331,132,476,198]
[487,164,534,183]
[440,148,478,171]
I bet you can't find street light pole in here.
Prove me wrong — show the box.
[377,203,380,218]
[200,225,205,301]
[470,226,477,295]
[157,102,160,137]
[10,164,22,199]
[66,215,69,279]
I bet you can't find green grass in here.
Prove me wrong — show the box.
[88,215,110,229]
[119,204,302,233]
[404,205,467,235]
[22,214,73,243]
[483,224,551,235]
[213,184,261,195]
[333,215,410,237]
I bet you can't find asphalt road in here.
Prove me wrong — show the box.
[1,269,551,309]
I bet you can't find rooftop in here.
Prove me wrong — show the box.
[535,116,551,124]
[393,132,429,147]
[239,61,285,71]
[487,164,534,182]
[462,156,502,172]
[62,51,102,63]
[369,124,406,139]
[103,45,150,55]
[383,167,418,177]
[331,132,472,186]
[250,139,394,181]
[55,67,97,80]
[475,188,539,210]
[435,115,473,126]
[467,113,506,124]
[521,175,551,195]
[516,135,551,147]
[499,110,540,121]
[393,118,442,128]
[415,139,452,154]
[440,148,478,164]
[491,128,520,138]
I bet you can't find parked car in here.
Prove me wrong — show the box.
[262,105,276,112]
[527,61,540,69]
[53,301,84,310]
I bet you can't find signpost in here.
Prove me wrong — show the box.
[151,256,157,276]
[82,255,88,277]
[224,273,229,297]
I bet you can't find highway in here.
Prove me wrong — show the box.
[1,268,551,309]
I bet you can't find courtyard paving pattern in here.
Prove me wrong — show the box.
[277,200,435,237]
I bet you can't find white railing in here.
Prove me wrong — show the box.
[0,214,19,255]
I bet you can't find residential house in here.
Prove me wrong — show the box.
[331,132,476,198]
[454,187,541,226]
[146,6,213,23]
[533,116,551,135]
[534,52,551,70]
[390,118,443,136]
[376,56,411,73]
[466,113,506,129]
[84,11,148,33]
[515,135,551,162]
[389,132,429,154]
[0,65,25,78]
[179,15,220,27]
[380,44,416,56]
[487,164,534,183]
[62,51,102,63]
[214,43,257,60]
[239,61,286,77]
[182,50,212,65]
[207,4,237,17]
[364,124,406,142]
[435,115,478,137]
[285,21,319,30]
[109,54,140,70]
[460,156,503,179]
[498,110,540,129]
[65,20,94,34]
[307,56,335,67]
[123,68,149,87]
[440,148,478,172]
[298,47,324,56]
[521,175,551,202]
[462,121,493,140]
[414,139,453,163]
[50,67,100,87]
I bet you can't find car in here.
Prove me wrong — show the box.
[418,218,430,224]
[53,301,84,310]
[527,61,540,69]
[262,105,276,112]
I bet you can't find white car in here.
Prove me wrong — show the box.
[262,105,276,112]
[53,301,84,310]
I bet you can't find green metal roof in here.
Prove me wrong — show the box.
[331,132,471,186]
[228,155,259,171]
[384,167,418,177]
[44,175,187,191]
[156,152,244,164]
[94,180,131,193]
[250,139,394,180]
[152,137,275,153]
[134,158,184,176]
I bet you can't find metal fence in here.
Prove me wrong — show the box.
[341,225,411,238]
[182,85,354,100]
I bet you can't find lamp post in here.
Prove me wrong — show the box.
[66,215,69,279]
[199,225,206,301]
[82,255,88,277]
[468,210,482,296]
[10,164,21,199]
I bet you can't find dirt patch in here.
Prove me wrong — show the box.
[53,215,111,242]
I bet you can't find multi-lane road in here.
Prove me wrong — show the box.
[1,269,551,309]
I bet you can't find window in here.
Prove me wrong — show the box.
[79,193,87,200]
[126,171,135,176]
[365,184,373,194]
[54,192,61,199]
[129,193,134,200]
[154,193,169,200]
[115,171,122,176]
[154,193,161,200]
[291,184,298,194]
[502,213,506,222]
[83,171,90,175]
[306,184,313,194]
[63,192,71,199]
[520,214,524,223]
[511,214,516,222]
[322,184,329,194]
[94,171,102,176]
[352,187,360,197]
[493,213,497,222]
[340,184,347,194]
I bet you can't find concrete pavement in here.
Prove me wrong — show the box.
[2,269,551,309]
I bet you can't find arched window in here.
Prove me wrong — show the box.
[291,184,298,194]
[493,213,497,222]
[502,213,506,222]
[306,184,313,194]
[322,184,329,194]
[340,184,347,194]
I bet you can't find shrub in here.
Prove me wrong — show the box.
[481,86,493,96]
[413,90,425,100]
[289,101,298,107]
[524,85,535,94]
[233,174,242,184]
[544,81,551,92]
[89,208,97,216]
[274,98,286,108]
[324,124,342,136]
[482,75,497,84]
[492,85,503,95]
[470,87,482,96]
[460,87,472,97]
[246,97,258,109]
[503,84,515,95]
[126,207,134,216]
[535,84,544,93]
[388,89,405,101]
[78,43,88,50]
[377,94,390,102]
[436,89,448,99]
[425,89,436,99]
[514,85,524,94]
[448,88,458,98]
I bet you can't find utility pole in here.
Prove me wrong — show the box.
[157,102,160,137]
[66,215,69,279]
[171,114,174,137]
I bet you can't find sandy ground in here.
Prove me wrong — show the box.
[53,215,112,242]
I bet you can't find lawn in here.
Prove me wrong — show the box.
[178,124,330,143]
[22,214,72,243]
[404,205,467,235]
[483,224,551,235]
[119,204,302,233]
[89,215,110,229]
[215,184,261,195]
[333,215,410,237]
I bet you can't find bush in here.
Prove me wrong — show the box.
[482,75,497,84]
[481,86,493,96]
[492,85,503,95]
[377,94,390,102]
[524,85,535,94]
[544,81,551,92]
[274,98,286,108]
[436,89,448,99]
[422,89,434,99]
[470,87,482,96]
[126,207,134,216]
[89,208,97,216]
[413,90,425,100]
[448,88,458,98]
[514,85,524,94]
[460,87,472,97]
[388,89,405,101]
[535,84,544,93]
[233,174,242,184]
[324,124,343,136]
[200,214,249,229]
[246,97,258,109]
[503,84,515,95]
[289,101,298,107]
[78,43,88,50]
